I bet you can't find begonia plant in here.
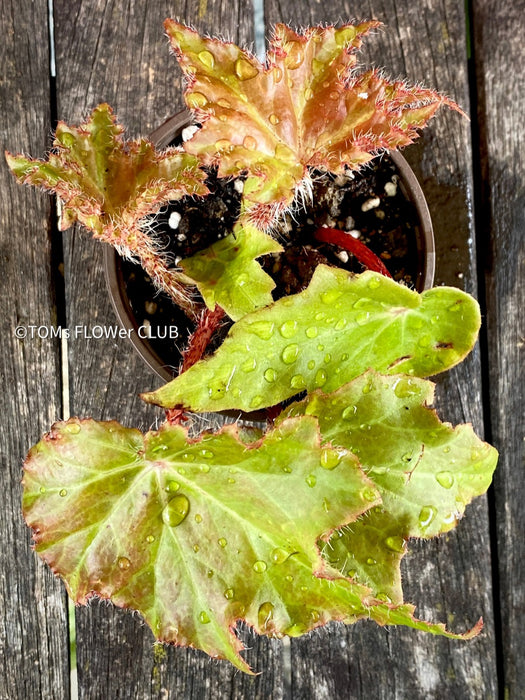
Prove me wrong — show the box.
[7,19,496,674]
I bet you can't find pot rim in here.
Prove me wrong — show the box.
[104,109,435,384]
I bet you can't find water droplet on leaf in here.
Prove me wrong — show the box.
[198,50,215,68]
[162,495,190,527]
[385,536,406,553]
[436,471,454,489]
[199,611,211,624]
[258,601,274,628]
[282,344,299,364]
[253,560,267,573]
[117,556,131,570]
[320,449,341,470]
[235,57,259,80]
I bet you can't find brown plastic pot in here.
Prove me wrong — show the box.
[104,110,435,384]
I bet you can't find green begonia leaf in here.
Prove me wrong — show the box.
[5,104,208,313]
[283,371,498,602]
[143,267,481,412]
[23,416,481,673]
[180,222,282,320]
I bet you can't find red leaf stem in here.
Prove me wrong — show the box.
[181,305,226,372]
[314,227,392,278]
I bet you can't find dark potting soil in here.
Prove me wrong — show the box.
[119,155,420,374]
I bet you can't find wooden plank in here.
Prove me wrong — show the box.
[472,1,525,696]
[52,1,284,697]
[0,1,71,698]
[263,1,497,696]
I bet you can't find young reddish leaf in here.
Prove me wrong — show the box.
[142,267,481,413]
[166,21,461,227]
[6,104,208,315]
[180,221,282,320]
[23,416,380,671]
[283,371,498,601]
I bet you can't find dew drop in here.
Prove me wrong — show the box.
[304,87,314,100]
[224,588,235,600]
[165,480,180,493]
[250,395,264,408]
[208,379,228,400]
[214,138,232,151]
[249,320,274,339]
[436,471,454,489]
[271,547,291,564]
[376,592,392,603]
[320,448,341,470]
[201,449,214,459]
[361,487,377,502]
[193,544,200,553]
[321,289,342,305]
[306,474,317,488]
[285,574,293,582]
[347,569,357,578]
[217,98,231,108]
[146,534,155,543]
[284,41,304,69]
[207,569,214,578]
[366,557,377,566]
[305,326,318,338]
[195,513,203,523]
[314,369,327,387]
[272,66,283,83]
[342,405,357,420]
[310,610,321,623]
[186,92,207,108]
[368,277,381,290]
[65,422,81,434]
[243,135,257,150]
[241,357,257,372]
[162,495,190,527]
[253,560,267,573]
[39,486,46,494]
[281,344,299,364]
[235,56,259,80]
[362,381,373,395]
[419,505,437,528]
[182,452,196,462]
[227,477,235,484]
[269,113,280,125]
[335,318,347,330]
[218,537,228,548]
[385,536,406,553]
[356,312,369,326]
[290,374,306,390]
[199,611,211,624]
[282,465,292,473]
[117,556,131,570]
[279,320,297,338]
[258,601,274,628]
[200,464,210,473]
[393,378,418,399]
[198,50,215,68]
[59,489,67,497]
[264,368,277,383]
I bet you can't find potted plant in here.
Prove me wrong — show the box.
[6,20,497,674]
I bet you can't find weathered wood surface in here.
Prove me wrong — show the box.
[1,0,522,698]
[472,1,525,697]
[0,2,71,700]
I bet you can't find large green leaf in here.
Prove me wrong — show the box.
[166,21,460,227]
[23,416,378,671]
[180,222,282,320]
[23,416,480,672]
[143,267,481,412]
[283,371,498,602]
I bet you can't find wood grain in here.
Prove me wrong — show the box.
[473,1,525,697]
[264,1,497,697]
[0,1,70,698]
[52,1,284,696]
